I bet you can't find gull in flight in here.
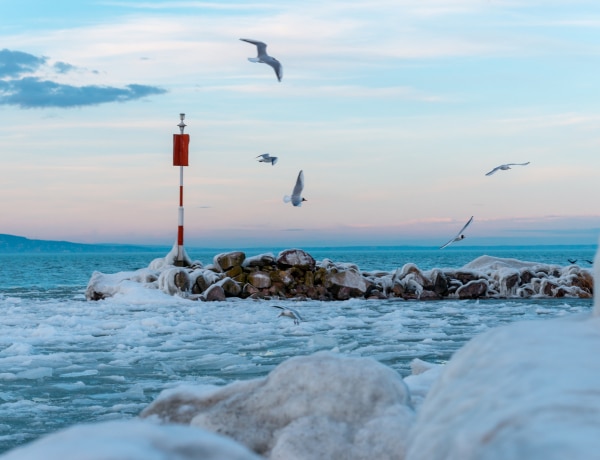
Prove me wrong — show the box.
[283,170,306,207]
[272,305,303,325]
[239,38,283,82]
[485,162,530,176]
[440,216,474,249]
[256,153,278,165]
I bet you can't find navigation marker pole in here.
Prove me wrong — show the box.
[173,113,190,267]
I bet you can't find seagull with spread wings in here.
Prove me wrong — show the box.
[440,216,474,249]
[485,162,530,176]
[271,305,303,325]
[256,153,278,165]
[239,38,283,82]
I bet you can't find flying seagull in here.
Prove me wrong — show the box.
[567,258,577,265]
[440,216,474,249]
[256,153,278,165]
[239,38,283,82]
[283,170,306,207]
[485,162,530,176]
[272,305,303,325]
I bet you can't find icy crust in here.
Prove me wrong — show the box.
[140,352,415,459]
[86,246,594,301]
[0,419,262,460]
[4,314,600,459]
[406,314,600,460]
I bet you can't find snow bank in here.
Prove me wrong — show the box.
[0,419,261,460]
[141,352,415,459]
[405,314,600,459]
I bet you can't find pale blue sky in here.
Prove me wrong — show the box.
[1,0,599,247]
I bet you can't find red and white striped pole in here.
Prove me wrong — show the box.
[173,113,190,267]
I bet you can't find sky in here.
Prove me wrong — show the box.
[1,0,600,248]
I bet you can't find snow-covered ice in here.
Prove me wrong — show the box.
[0,245,598,459]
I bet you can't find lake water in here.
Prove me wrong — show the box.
[0,245,595,454]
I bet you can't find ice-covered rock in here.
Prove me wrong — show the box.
[405,314,600,460]
[276,248,316,270]
[0,419,261,460]
[141,351,415,459]
[86,250,593,301]
[214,251,246,272]
[247,270,272,289]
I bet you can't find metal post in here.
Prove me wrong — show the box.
[175,113,187,267]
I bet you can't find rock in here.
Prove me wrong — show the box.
[451,271,479,285]
[499,272,520,296]
[325,268,368,299]
[225,265,243,279]
[203,284,226,301]
[277,249,316,270]
[568,269,594,294]
[174,270,190,291]
[87,251,594,302]
[214,252,246,272]
[431,270,449,297]
[541,279,558,296]
[192,270,222,294]
[219,278,242,297]
[158,268,191,295]
[326,268,367,291]
[394,264,430,288]
[247,271,272,289]
[242,283,260,298]
[140,352,414,459]
[419,290,441,300]
[243,253,276,268]
[391,281,406,298]
[270,269,295,286]
[456,280,488,299]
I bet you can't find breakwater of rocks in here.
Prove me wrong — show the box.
[85,247,594,301]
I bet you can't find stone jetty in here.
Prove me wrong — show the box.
[85,247,594,301]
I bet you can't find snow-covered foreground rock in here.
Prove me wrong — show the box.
[0,419,262,460]
[140,352,415,459]
[406,313,600,459]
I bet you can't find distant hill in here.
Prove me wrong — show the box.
[0,234,168,254]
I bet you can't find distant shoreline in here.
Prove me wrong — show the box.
[0,233,597,254]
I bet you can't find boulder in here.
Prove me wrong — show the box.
[456,280,488,299]
[277,249,316,270]
[431,270,449,297]
[451,271,479,285]
[214,252,246,272]
[270,269,295,286]
[203,284,226,301]
[174,270,190,291]
[394,264,430,288]
[192,270,222,294]
[243,253,276,268]
[499,272,520,296]
[325,268,368,299]
[247,271,272,289]
[218,277,242,297]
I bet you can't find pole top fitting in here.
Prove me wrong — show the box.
[177,113,187,134]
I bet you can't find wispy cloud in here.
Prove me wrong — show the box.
[0,48,166,108]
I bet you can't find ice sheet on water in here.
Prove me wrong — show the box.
[0,243,598,457]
